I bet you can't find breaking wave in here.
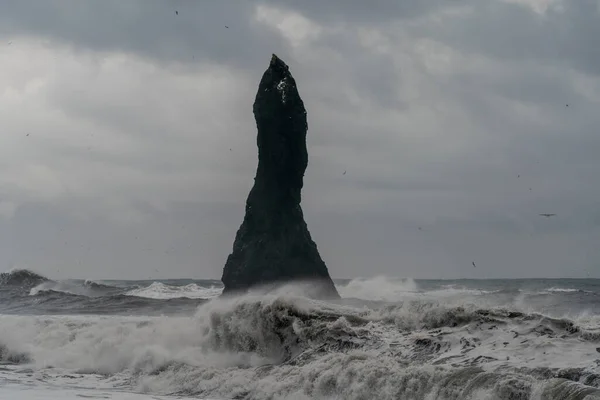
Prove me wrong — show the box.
[0,290,598,399]
[29,280,121,297]
[0,270,216,316]
[545,287,589,294]
[337,276,418,301]
[124,281,222,300]
[1,271,600,398]
[0,269,49,287]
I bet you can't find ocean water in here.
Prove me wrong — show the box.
[1,270,599,399]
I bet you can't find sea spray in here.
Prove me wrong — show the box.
[1,271,600,399]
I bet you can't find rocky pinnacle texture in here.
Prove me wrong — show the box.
[221,54,339,299]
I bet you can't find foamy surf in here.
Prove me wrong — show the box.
[336,276,419,301]
[124,281,222,300]
[0,382,207,400]
[1,270,600,399]
[0,293,599,398]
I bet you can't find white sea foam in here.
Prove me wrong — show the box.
[336,276,497,303]
[124,282,222,299]
[336,276,419,301]
[28,279,118,298]
[0,290,599,399]
[0,383,207,400]
[545,287,583,293]
[29,281,86,297]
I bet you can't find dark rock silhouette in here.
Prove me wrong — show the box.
[221,54,339,299]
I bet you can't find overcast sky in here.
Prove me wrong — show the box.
[1,0,598,280]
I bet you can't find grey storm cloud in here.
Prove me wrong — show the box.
[0,0,286,68]
[417,0,600,77]
[0,0,598,280]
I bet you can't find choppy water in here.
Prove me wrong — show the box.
[1,269,599,399]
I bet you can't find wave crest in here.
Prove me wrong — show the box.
[125,282,222,300]
[0,269,49,287]
[29,280,120,297]
[0,342,30,364]
[337,276,418,301]
[0,291,599,399]
[200,296,376,362]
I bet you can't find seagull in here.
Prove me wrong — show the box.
[472,262,476,268]
[225,25,229,28]
[175,10,178,15]
[343,170,346,175]
[539,213,556,218]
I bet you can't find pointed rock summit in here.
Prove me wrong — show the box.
[221,54,339,299]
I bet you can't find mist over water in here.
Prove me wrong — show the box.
[0,269,599,399]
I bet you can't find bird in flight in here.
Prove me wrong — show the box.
[343,170,346,175]
[175,10,178,15]
[472,262,476,268]
[539,214,556,218]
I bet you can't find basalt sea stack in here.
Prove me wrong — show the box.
[221,54,339,299]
